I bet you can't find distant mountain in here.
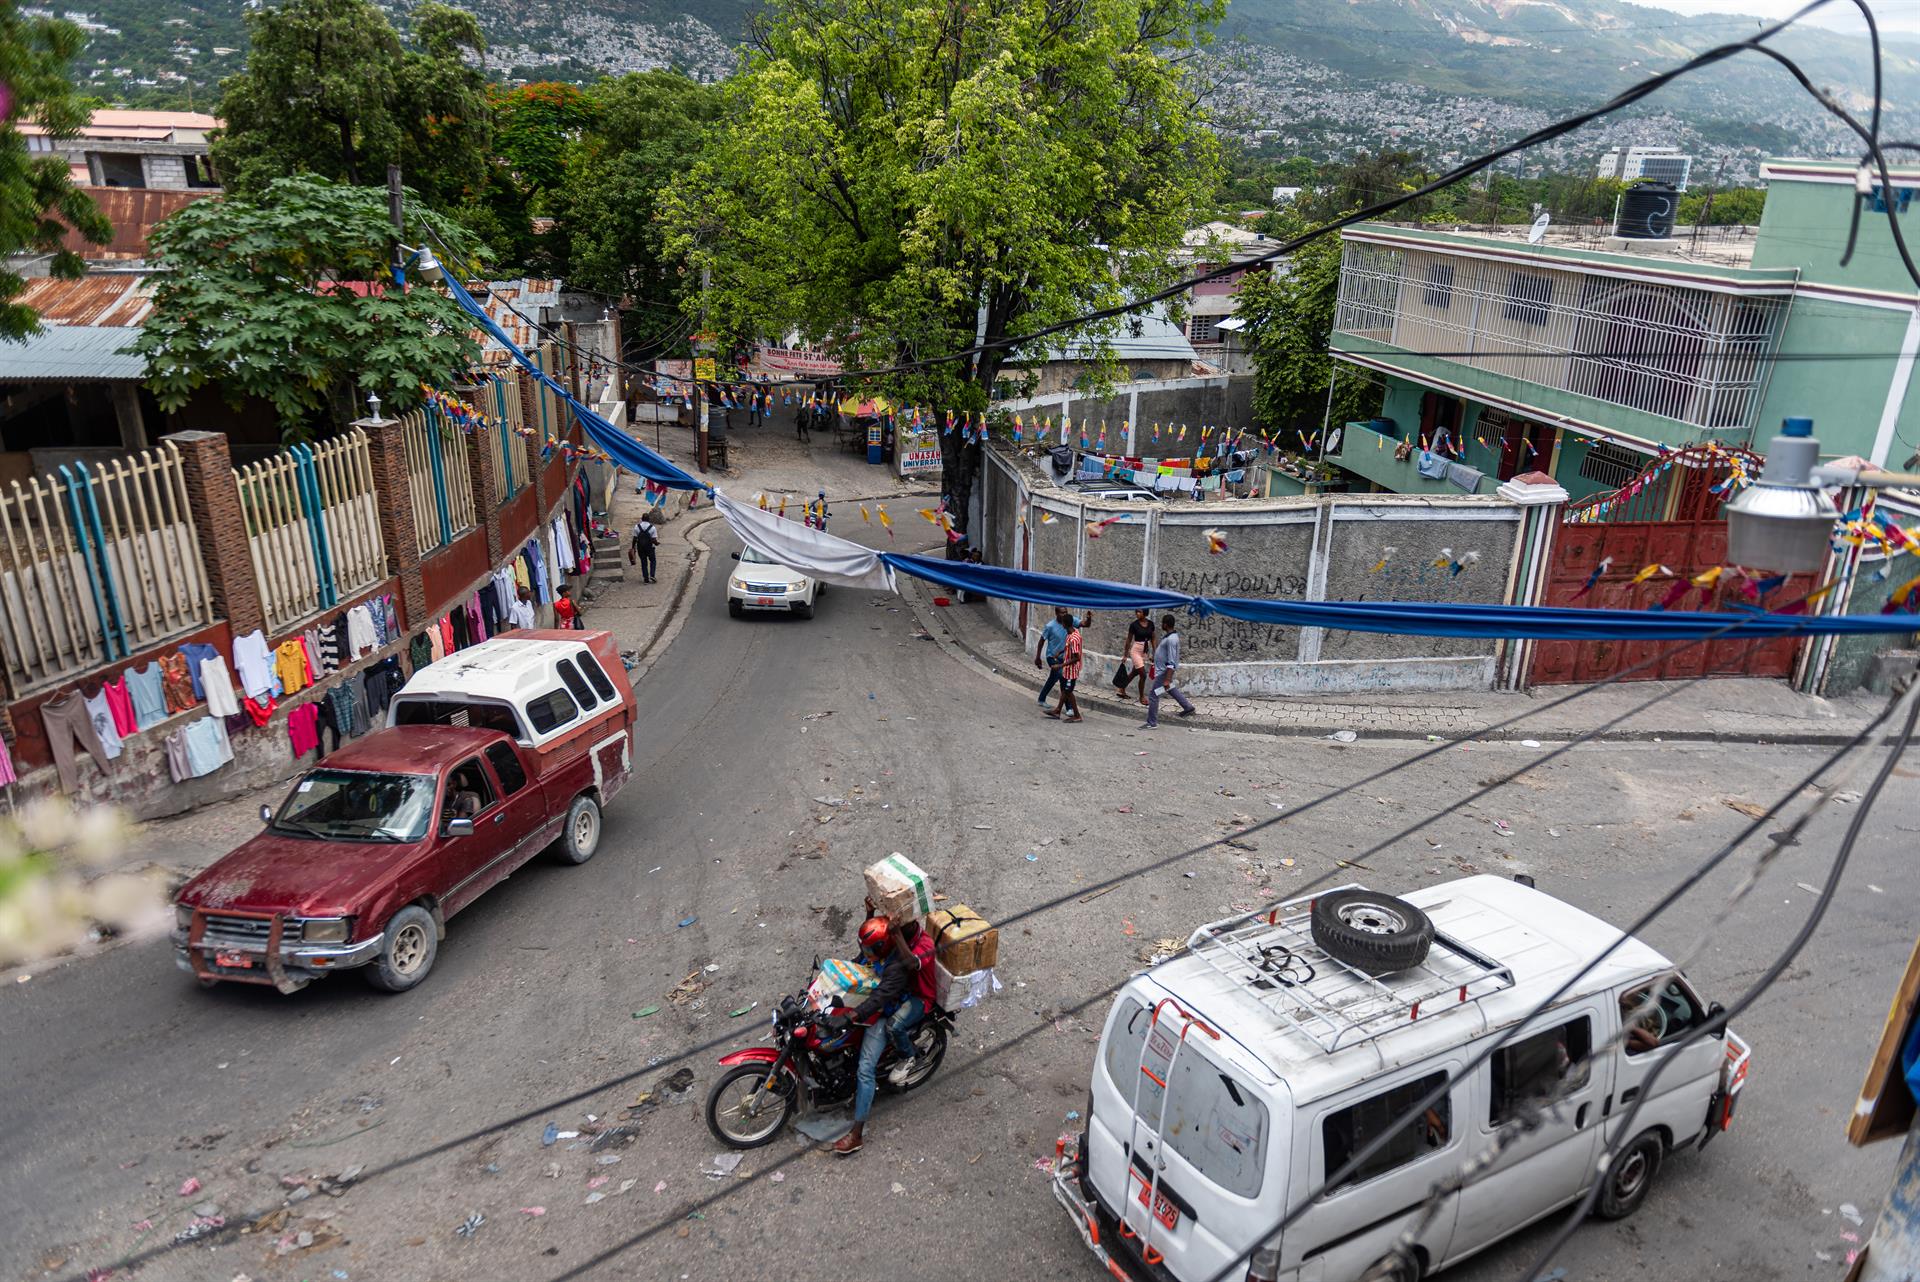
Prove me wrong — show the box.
[67,0,1904,160]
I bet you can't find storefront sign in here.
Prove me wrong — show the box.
[751,345,844,377]
[693,356,717,381]
[899,446,943,475]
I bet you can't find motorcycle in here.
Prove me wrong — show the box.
[705,986,953,1148]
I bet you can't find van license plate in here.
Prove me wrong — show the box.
[1133,1174,1179,1230]
[214,950,253,969]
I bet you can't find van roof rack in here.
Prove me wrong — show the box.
[1182,885,1517,1055]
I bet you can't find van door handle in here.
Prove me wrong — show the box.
[1621,1086,1640,1105]
[1602,1093,1613,1117]
[1576,1103,1591,1129]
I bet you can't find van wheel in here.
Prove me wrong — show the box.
[1597,1131,1663,1220]
[553,794,602,865]
[365,906,438,992]
[1365,1245,1425,1282]
[792,600,814,619]
[1310,890,1434,972]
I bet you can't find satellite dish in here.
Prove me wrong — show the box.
[1528,212,1551,244]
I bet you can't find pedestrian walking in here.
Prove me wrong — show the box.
[1044,611,1085,722]
[1141,614,1195,728]
[507,585,536,631]
[797,392,814,443]
[1034,606,1089,708]
[1113,608,1155,706]
[629,514,659,583]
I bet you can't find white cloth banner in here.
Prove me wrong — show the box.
[712,491,897,592]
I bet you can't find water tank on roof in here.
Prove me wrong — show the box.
[1614,182,1678,240]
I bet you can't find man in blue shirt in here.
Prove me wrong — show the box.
[1033,607,1091,707]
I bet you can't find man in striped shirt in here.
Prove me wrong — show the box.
[1043,610,1085,723]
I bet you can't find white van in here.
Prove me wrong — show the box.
[1052,876,1751,1282]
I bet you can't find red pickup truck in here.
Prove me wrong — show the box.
[173,631,636,993]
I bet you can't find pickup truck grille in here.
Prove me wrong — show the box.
[198,914,296,948]
[744,581,788,595]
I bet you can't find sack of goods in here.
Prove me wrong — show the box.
[928,903,1002,1011]
[808,957,878,1010]
[864,852,936,922]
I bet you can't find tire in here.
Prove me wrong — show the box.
[550,793,602,865]
[1596,1130,1664,1220]
[365,905,438,993]
[792,599,815,619]
[1363,1245,1425,1282]
[879,1020,948,1095]
[728,599,744,618]
[706,1064,796,1148]
[1311,889,1434,972]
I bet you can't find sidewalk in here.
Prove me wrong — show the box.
[898,574,1891,746]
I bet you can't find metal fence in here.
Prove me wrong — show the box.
[234,430,387,633]
[0,443,211,694]
[402,404,478,557]
[1334,243,1790,431]
[484,374,531,502]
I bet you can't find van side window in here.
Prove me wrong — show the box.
[1490,1017,1592,1125]
[526,687,579,734]
[1323,1072,1451,1192]
[556,658,598,709]
[485,743,528,796]
[1620,979,1709,1056]
[578,652,619,702]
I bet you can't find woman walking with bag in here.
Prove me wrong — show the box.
[1113,609,1155,706]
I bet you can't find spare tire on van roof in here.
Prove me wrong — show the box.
[1311,889,1434,973]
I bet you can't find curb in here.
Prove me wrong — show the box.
[897,577,1875,749]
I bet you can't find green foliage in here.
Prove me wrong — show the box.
[1679,185,1765,226]
[134,177,486,435]
[494,82,599,197]
[0,1,110,339]
[555,71,721,308]
[211,0,491,209]
[1234,227,1377,435]
[664,0,1225,528]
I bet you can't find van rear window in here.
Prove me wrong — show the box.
[1323,1072,1452,1192]
[1102,997,1269,1198]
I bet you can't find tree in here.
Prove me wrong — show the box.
[1679,185,1765,226]
[1234,218,1379,437]
[555,72,721,311]
[663,0,1223,543]
[494,82,599,199]
[211,0,490,209]
[134,177,486,436]
[0,1,110,339]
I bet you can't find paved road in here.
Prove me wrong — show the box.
[5,528,1915,1282]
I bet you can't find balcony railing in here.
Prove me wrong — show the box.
[1332,243,1787,434]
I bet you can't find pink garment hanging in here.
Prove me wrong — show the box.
[438,617,455,654]
[101,675,138,736]
[287,703,320,757]
[466,595,484,643]
[0,731,15,785]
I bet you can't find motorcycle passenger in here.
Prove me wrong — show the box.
[831,915,936,1157]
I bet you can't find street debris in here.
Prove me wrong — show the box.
[729,1003,758,1017]
[678,916,698,928]
[1840,1203,1864,1225]
[520,1207,546,1216]
[173,1215,225,1244]
[178,1177,202,1197]
[1723,798,1769,819]
[706,1152,744,1179]
[1833,790,1863,805]
[1520,739,1542,747]
[1325,730,1357,743]
[771,1172,785,1183]
[632,1005,660,1018]
[454,1212,485,1238]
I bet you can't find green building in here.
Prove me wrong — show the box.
[1326,159,1920,501]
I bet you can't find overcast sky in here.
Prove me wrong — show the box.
[1638,0,1920,35]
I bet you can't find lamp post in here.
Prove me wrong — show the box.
[1726,416,1920,573]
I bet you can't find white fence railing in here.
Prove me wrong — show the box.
[234,429,387,633]
[0,443,210,693]
[402,406,477,557]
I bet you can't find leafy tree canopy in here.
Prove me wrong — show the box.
[134,176,486,435]
[662,0,1224,537]
[210,0,490,210]
[0,1,109,338]
[494,81,599,198]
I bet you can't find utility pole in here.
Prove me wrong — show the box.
[387,165,405,283]
[695,265,711,473]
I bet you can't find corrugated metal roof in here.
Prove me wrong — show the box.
[16,274,154,326]
[0,325,144,382]
[476,279,564,363]
[62,187,211,260]
[1052,307,1197,364]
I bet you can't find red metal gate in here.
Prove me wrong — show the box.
[1530,444,1812,685]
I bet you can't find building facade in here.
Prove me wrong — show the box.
[1597,145,1693,190]
[1325,158,1920,500]
[21,109,220,191]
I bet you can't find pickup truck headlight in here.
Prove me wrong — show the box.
[175,904,193,932]
[301,917,351,944]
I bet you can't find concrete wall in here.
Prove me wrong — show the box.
[980,447,1526,694]
[997,375,1254,453]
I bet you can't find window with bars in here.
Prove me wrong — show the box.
[1422,262,1455,310]
[1503,271,1554,327]
[1577,439,1649,488]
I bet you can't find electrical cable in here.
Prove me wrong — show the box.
[1504,679,1920,1282]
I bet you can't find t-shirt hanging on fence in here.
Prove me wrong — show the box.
[287,703,320,757]
[126,663,168,730]
[179,642,218,699]
[160,653,196,713]
[274,640,312,696]
[233,630,276,701]
[82,691,124,760]
[346,604,378,658]
[200,655,240,718]
[101,675,137,736]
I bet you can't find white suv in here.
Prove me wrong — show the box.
[727,546,820,619]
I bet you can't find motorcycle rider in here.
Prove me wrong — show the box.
[831,914,936,1157]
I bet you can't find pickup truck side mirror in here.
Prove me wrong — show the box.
[445,818,476,837]
[260,804,272,824]
[730,551,740,560]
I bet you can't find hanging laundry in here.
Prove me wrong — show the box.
[429,622,447,661]
[287,702,321,757]
[179,642,219,700]
[0,732,14,787]
[82,689,125,761]
[100,673,137,736]
[243,694,276,727]
[410,633,433,673]
[125,662,169,730]
[184,716,233,777]
[273,639,312,696]
[41,691,116,793]
[200,654,240,718]
[346,603,378,658]
[160,652,196,712]
[362,656,406,716]
[233,629,276,700]
[315,617,343,673]
[304,625,331,677]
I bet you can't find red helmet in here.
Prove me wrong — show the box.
[857,916,892,956]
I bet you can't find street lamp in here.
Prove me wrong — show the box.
[392,243,445,287]
[1727,417,1920,572]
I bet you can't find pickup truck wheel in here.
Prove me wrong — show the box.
[365,906,438,992]
[554,794,602,865]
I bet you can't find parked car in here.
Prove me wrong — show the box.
[727,545,820,619]
[1053,876,1750,1282]
[1063,479,1162,503]
[173,631,636,994]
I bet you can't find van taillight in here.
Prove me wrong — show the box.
[1246,1243,1282,1282]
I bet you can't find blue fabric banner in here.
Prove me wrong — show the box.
[881,553,1192,612]
[441,275,708,492]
